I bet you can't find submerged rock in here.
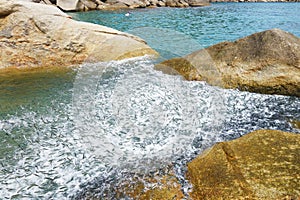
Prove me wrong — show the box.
[290,120,300,129]
[0,0,157,69]
[157,29,300,97]
[77,168,184,199]
[187,129,300,199]
[119,173,184,200]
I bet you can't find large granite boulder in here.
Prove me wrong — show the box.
[187,129,300,199]
[157,29,300,97]
[0,0,157,69]
[56,0,80,11]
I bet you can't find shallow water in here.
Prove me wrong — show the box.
[1,3,300,199]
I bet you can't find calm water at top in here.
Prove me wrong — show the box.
[1,3,300,199]
[71,3,300,55]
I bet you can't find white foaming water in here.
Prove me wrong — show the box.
[72,56,226,172]
[0,57,225,199]
[0,110,101,199]
[0,57,299,199]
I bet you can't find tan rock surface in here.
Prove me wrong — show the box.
[81,169,184,199]
[25,0,300,11]
[56,0,80,11]
[0,0,157,69]
[120,174,184,200]
[187,129,300,199]
[157,29,300,97]
[79,130,300,199]
[290,120,300,129]
[28,0,210,10]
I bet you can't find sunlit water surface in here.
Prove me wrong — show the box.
[71,2,300,55]
[1,3,300,199]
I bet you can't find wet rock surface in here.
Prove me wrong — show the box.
[74,167,185,199]
[187,129,300,200]
[80,129,300,199]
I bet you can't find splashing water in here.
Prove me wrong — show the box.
[0,57,299,199]
[72,56,225,171]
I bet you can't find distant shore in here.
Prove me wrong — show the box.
[32,0,299,12]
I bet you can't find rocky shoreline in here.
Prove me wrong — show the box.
[29,0,298,12]
[1,1,299,199]
[33,0,210,11]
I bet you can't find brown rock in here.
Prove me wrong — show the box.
[0,0,157,69]
[187,0,210,6]
[121,174,184,200]
[290,120,300,129]
[157,29,300,97]
[157,0,166,6]
[156,58,202,80]
[117,0,139,7]
[81,168,184,199]
[179,0,189,7]
[149,0,159,6]
[187,129,300,200]
[106,2,129,9]
[57,0,80,11]
[81,0,98,9]
[165,0,177,6]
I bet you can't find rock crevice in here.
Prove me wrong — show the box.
[187,130,300,199]
[220,143,255,197]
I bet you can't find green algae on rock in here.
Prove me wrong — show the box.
[187,129,300,200]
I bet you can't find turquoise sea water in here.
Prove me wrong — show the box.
[71,3,300,55]
[1,3,300,199]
